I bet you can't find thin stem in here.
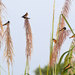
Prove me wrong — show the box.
[8,63,10,75]
[61,14,74,35]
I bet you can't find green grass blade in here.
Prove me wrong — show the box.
[0,65,6,73]
[61,66,73,75]
[56,51,69,75]
[61,14,74,35]
[64,53,69,67]
[56,46,75,75]
[39,65,42,75]
[24,67,26,75]
[57,15,61,42]
[50,0,55,55]
[49,0,55,74]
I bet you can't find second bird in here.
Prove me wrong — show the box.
[53,38,57,43]
[60,27,66,31]
[69,34,75,39]
[3,21,10,26]
[22,12,30,19]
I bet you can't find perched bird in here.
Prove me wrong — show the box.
[3,21,10,26]
[63,64,70,70]
[23,12,28,17]
[53,38,57,43]
[60,27,66,31]
[22,12,30,19]
[69,34,75,39]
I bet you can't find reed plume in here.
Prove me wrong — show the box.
[3,23,14,75]
[50,30,71,66]
[24,18,33,74]
[24,19,33,60]
[60,0,71,28]
[0,0,7,49]
[50,0,72,67]
[0,0,7,33]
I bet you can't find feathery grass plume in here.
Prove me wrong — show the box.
[0,0,7,33]
[23,18,33,74]
[24,19,33,60]
[3,23,14,75]
[56,0,72,53]
[61,0,71,28]
[0,0,7,50]
[50,30,71,66]
[50,0,72,67]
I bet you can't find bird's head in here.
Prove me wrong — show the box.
[8,21,10,23]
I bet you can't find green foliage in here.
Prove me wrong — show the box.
[34,63,64,75]
[39,65,42,75]
[47,64,49,75]
[56,50,70,75]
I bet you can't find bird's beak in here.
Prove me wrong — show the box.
[22,16,24,18]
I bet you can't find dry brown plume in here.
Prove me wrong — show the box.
[50,30,71,66]
[24,19,33,60]
[0,0,7,33]
[50,0,72,67]
[60,0,71,28]
[3,24,14,68]
[0,0,7,50]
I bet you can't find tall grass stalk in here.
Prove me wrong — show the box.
[53,66,54,75]
[49,0,55,74]
[24,18,33,75]
[24,67,26,75]
[8,64,10,75]
[50,0,55,55]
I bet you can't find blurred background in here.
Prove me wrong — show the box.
[0,0,75,75]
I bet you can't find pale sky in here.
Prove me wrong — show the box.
[0,0,75,75]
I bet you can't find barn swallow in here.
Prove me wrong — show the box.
[3,21,10,26]
[53,38,57,43]
[63,64,70,70]
[60,27,66,31]
[23,12,28,17]
[22,12,30,19]
[69,34,75,39]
